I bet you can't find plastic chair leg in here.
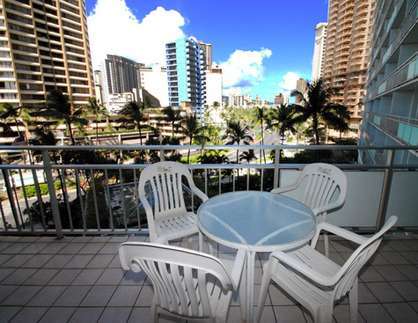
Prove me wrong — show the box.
[324,233,330,257]
[316,304,333,323]
[349,279,358,323]
[151,301,158,323]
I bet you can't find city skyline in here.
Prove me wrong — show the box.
[85,0,328,101]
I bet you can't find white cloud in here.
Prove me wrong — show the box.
[278,72,300,93]
[87,0,185,67]
[220,48,272,94]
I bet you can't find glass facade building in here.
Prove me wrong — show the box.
[360,0,418,165]
[166,37,206,116]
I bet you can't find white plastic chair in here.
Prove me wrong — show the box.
[271,163,347,255]
[138,161,208,245]
[256,216,397,323]
[119,242,246,323]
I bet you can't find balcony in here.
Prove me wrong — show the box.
[368,52,418,100]
[0,144,417,322]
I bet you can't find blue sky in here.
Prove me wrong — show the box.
[86,0,328,101]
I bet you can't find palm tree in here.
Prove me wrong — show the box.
[223,121,253,163]
[255,107,267,163]
[290,79,350,144]
[267,104,301,144]
[181,113,207,163]
[0,103,30,142]
[86,97,108,142]
[239,149,256,163]
[163,106,181,138]
[118,101,147,145]
[41,90,87,145]
[327,105,352,139]
[29,126,57,146]
[198,150,229,164]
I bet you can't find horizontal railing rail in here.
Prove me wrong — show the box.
[0,144,416,237]
[1,144,418,150]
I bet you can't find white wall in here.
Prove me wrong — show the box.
[206,70,223,107]
[140,67,169,107]
[279,169,418,228]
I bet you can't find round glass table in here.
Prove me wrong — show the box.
[197,191,316,322]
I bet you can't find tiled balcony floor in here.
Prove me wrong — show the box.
[0,235,417,323]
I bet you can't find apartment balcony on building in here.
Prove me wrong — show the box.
[0,143,416,322]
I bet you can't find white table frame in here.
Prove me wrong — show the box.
[197,191,316,323]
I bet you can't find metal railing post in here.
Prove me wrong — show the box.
[0,166,20,230]
[376,149,394,230]
[42,150,63,238]
[273,147,280,189]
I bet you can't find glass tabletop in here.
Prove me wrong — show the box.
[197,191,316,251]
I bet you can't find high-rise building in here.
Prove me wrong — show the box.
[360,0,418,165]
[295,78,308,103]
[274,93,288,105]
[93,70,103,104]
[138,65,169,107]
[323,0,375,136]
[296,78,308,94]
[227,94,252,108]
[206,65,222,107]
[107,92,135,114]
[166,37,206,116]
[102,54,141,104]
[311,22,327,80]
[0,0,94,107]
[198,41,212,70]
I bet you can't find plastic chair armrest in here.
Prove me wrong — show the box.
[270,184,298,195]
[312,200,344,216]
[191,185,209,203]
[271,250,335,287]
[229,249,246,290]
[317,222,367,245]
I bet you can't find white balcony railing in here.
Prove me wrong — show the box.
[0,144,417,237]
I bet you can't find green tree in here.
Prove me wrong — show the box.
[29,126,57,146]
[0,103,31,142]
[41,90,87,145]
[223,121,253,163]
[239,149,256,163]
[181,113,207,163]
[198,150,229,164]
[267,104,301,144]
[255,106,267,163]
[118,101,147,145]
[163,106,181,138]
[86,97,108,142]
[291,79,350,144]
[327,105,352,139]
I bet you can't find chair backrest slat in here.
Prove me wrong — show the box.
[158,260,178,312]
[119,242,233,319]
[184,266,199,316]
[172,264,189,316]
[160,174,168,212]
[198,270,212,316]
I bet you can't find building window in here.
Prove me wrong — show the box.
[398,122,418,145]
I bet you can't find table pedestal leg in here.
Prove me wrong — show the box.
[240,250,256,323]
